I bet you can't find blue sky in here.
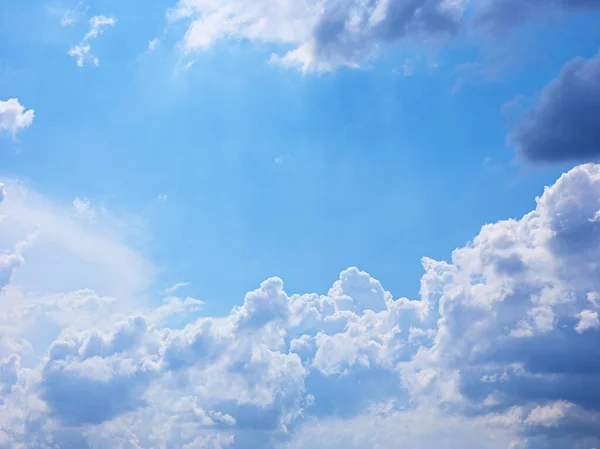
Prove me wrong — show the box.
[3,0,598,314]
[1,0,600,448]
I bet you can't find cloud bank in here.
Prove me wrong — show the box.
[1,164,600,448]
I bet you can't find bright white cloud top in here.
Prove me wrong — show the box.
[1,164,599,448]
[0,99,34,138]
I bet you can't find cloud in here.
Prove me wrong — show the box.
[164,281,190,295]
[72,197,99,219]
[575,310,600,333]
[69,15,117,67]
[1,166,600,448]
[525,401,573,428]
[168,0,464,72]
[476,0,600,32]
[0,179,152,299]
[508,51,600,163]
[403,163,600,445]
[59,1,88,26]
[0,99,34,138]
[148,38,160,52]
[164,0,598,73]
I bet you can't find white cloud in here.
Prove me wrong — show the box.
[168,0,464,72]
[72,197,97,219]
[164,0,600,73]
[164,281,190,295]
[68,15,117,67]
[148,38,161,52]
[0,99,34,138]
[575,309,600,333]
[1,166,600,448]
[0,179,152,299]
[402,163,600,446]
[60,2,87,26]
[525,401,573,428]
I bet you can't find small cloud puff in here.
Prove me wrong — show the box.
[0,99,34,138]
[148,38,160,52]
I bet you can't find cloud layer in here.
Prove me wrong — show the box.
[0,163,599,448]
[509,51,600,163]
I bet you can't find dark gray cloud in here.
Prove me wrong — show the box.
[311,0,461,65]
[509,51,600,163]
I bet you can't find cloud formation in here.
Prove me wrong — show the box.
[509,51,600,163]
[166,0,600,72]
[0,99,34,138]
[69,15,117,67]
[476,0,600,32]
[1,164,600,448]
[168,0,464,72]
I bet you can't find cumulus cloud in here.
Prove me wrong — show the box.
[168,0,464,72]
[0,99,34,138]
[509,51,600,163]
[404,163,600,446]
[69,15,117,67]
[1,165,600,448]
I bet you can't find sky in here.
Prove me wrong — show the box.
[0,0,600,448]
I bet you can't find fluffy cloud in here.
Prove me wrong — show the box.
[168,0,464,72]
[0,99,34,138]
[509,51,600,163]
[1,165,600,448]
[404,163,600,447]
[69,15,117,67]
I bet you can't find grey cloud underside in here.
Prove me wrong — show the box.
[509,51,600,163]
[311,0,461,63]
[174,0,600,72]
[477,0,600,32]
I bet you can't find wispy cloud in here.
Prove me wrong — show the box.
[164,281,190,295]
[68,15,117,67]
[60,1,88,26]
[148,38,160,52]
